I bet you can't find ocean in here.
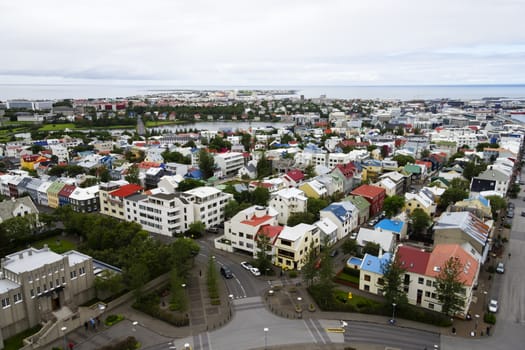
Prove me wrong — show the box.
[0,84,524,101]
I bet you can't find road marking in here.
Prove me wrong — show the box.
[232,273,247,298]
[303,319,322,344]
[326,328,345,333]
[304,318,326,344]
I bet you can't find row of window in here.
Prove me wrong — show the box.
[30,276,65,297]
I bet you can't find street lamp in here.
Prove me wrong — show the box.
[60,326,67,350]
[264,327,269,349]
[132,321,138,332]
[391,303,397,324]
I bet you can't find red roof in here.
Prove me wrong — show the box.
[334,163,357,178]
[397,245,431,275]
[138,162,161,169]
[250,181,273,189]
[425,244,479,286]
[351,184,385,199]
[285,170,305,182]
[257,225,284,244]
[241,214,274,227]
[416,160,432,169]
[58,184,76,197]
[110,184,143,198]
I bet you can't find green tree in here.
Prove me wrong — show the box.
[224,199,240,219]
[177,179,205,192]
[304,164,316,179]
[94,270,125,297]
[449,177,470,191]
[287,212,316,226]
[476,142,498,152]
[241,133,252,151]
[341,238,359,256]
[315,242,335,308]
[420,149,431,158]
[171,238,200,281]
[381,254,408,307]
[462,160,486,181]
[125,164,141,185]
[435,257,466,316]
[439,187,469,210]
[392,154,415,167]
[410,208,431,235]
[125,262,150,298]
[256,153,272,178]
[187,221,206,238]
[383,195,405,218]
[485,195,506,219]
[301,242,319,287]
[255,233,273,275]
[198,149,215,179]
[206,256,219,300]
[252,187,270,206]
[307,198,328,218]
[170,266,188,311]
[362,242,380,256]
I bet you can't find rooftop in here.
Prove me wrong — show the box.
[109,183,143,198]
[360,252,392,275]
[375,219,405,234]
[351,184,385,198]
[279,223,315,241]
[3,247,64,274]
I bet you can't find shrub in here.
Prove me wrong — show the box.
[484,312,496,324]
[289,271,298,278]
[105,314,124,326]
[211,299,221,305]
[308,303,316,312]
[133,292,189,327]
[96,336,138,350]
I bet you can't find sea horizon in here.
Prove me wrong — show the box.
[1,83,524,101]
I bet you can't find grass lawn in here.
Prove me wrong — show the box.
[3,325,42,350]
[33,236,77,254]
[38,123,76,131]
[333,289,382,308]
[145,120,180,127]
[335,271,360,285]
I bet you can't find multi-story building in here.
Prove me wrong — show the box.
[0,247,95,343]
[396,244,479,318]
[350,185,386,217]
[179,187,233,228]
[99,182,142,221]
[222,206,278,256]
[274,223,320,270]
[47,182,66,209]
[37,181,52,206]
[320,201,359,242]
[269,188,307,225]
[69,186,100,213]
[470,169,510,197]
[214,152,244,177]
[58,184,76,207]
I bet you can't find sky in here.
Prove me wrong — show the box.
[1,0,525,87]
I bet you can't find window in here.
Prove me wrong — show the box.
[37,286,41,294]
[426,280,432,287]
[62,276,66,284]
[364,285,370,291]
[1,297,10,308]
[364,274,371,282]
[418,277,424,285]
[70,271,77,279]
[425,291,430,297]
[56,279,59,286]
[428,303,434,310]
[14,293,22,303]
[30,289,35,297]
[79,267,86,275]
[431,293,437,299]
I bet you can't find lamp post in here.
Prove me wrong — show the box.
[132,321,138,332]
[391,303,397,324]
[60,326,67,350]
[264,327,269,349]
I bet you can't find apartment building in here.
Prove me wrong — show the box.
[69,186,100,213]
[274,223,320,270]
[179,186,233,228]
[99,182,142,221]
[0,247,95,342]
[214,152,244,177]
[269,188,308,225]
[320,201,359,241]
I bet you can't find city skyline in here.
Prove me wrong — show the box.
[1,0,525,87]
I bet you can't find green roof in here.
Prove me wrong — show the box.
[344,195,370,211]
[404,164,421,174]
[47,181,66,195]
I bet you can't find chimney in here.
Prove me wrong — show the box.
[19,253,23,259]
[28,250,33,256]
[44,244,49,251]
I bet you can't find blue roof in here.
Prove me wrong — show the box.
[322,202,354,222]
[185,169,203,179]
[360,253,392,274]
[477,195,490,208]
[347,257,362,268]
[375,219,404,234]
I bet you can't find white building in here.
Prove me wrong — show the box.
[179,186,233,228]
[269,188,308,225]
[214,152,244,177]
[274,223,320,270]
[319,201,359,241]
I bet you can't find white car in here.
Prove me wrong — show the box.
[250,267,261,276]
[488,299,498,313]
[496,262,505,274]
[240,261,253,270]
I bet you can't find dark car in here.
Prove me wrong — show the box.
[220,266,233,279]
[330,249,339,258]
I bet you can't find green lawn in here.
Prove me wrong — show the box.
[3,325,42,350]
[335,271,360,284]
[33,236,77,254]
[38,123,76,131]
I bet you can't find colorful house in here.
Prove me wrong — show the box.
[350,184,386,217]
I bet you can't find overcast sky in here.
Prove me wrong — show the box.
[1,0,525,86]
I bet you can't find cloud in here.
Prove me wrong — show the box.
[1,0,525,86]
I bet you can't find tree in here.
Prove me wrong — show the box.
[170,266,188,312]
[420,149,431,158]
[476,142,498,152]
[410,208,431,235]
[256,153,272,179]
[381,254,408,307]
[171,238,200,281]
[462,160,486,181]
[341,238,358,256]
[435,257,466,316]
[255,233,273,275]
[177,179,205,192]
[287,212,316,226]
[315,242,335,308]
[252,187,270,206]
[307,198,328,219]
[449,177,470,191]
[362,242,380,256]
[301,242,319,287]
[392,154,415,167]
[125,164,140,185]
[187,221,206,238]
[125,262,150,298]
[224,199,240,219]
[241,133,252,151]
[198,149,215,179]
[304,164,316,179]
[94,270,125,297]
[485,195,506,219]
[383,195,405,218]
[439,187,468,210]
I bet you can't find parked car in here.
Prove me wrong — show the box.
[507,211,514,218]
[488,299,498,313]
[240,261,253,270]
[496,262,505,274]
[207,227,219,234]
[250,267,261,276]
[220,266,233,279]
[329,249,339,258]
[508,202,515,209]
[350,232,358,240]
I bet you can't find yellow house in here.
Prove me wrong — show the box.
[362,165,382,183]
[404,192,436,216]
[47,181,66,209]
[274,223,320,270]
[21,155,48,170]
[298,180,327,199]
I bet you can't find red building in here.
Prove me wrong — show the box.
[350,184,386,217]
